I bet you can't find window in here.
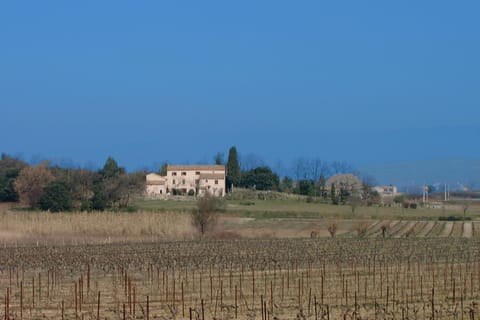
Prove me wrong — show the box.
[195,171,200,175]
[205,180,208,183]
[172,179,176,184]
[182,179,185,185]
[172,172,177,176]
[215,180,218,185]
[181,172,187,176]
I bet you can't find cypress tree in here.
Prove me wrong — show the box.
[226,147,241,190]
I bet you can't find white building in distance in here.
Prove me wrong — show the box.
[146,164,226,198]
[373,185,398,197]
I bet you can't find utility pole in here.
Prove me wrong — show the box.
[422,184,426,204]
[422,184,429,204]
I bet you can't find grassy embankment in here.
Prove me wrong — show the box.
[136,197,480,220]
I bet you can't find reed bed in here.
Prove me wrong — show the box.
[0,210,195,245]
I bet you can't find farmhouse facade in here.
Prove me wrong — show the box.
[146,164,226,198]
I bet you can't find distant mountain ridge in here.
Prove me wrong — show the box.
[360,159,480,191]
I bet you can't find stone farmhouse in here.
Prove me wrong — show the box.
[146,164,226,198]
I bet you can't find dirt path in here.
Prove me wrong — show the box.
[440,222,454,237]
[417,221,436,237]
[462,222,473,238]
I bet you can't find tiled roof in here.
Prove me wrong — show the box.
[199,173,225,180]
[167,165,225,171]
[146,180,166,185]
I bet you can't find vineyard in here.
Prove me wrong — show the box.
[219,219,480,239]
[0,238,480,319]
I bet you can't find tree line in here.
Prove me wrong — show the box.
[223,146,378,204]
[0,154,145,212]
[0,147,377,211]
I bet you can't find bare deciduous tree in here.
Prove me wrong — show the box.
[381,223,390,238]
[327,221,337,238]
[348,195,362,213]
[462,201,471,221]
[331,161,352,175]
[355,221,369,237]
[239,153,265,172]
[14,162,54,208]
[191,194,223,236]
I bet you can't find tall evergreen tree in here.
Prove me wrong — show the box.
[158,163,168,176]
[330,183,338,205]
[100,157,123,179]
[226,147,241,190]
[213,152,224,165]
[0,154,27,202]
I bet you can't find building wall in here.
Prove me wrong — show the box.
[167,169,198,194]
[198,173,225,197]
[146,165,226,197]
[145,173,167,198]
[373,185,398,197]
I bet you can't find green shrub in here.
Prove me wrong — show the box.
[38,181,73,212]
[172,188,185,196]
[394,195,404,204]
[439,216,471,221]
[239,200,255,206]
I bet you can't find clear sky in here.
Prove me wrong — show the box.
[1,1,479,173]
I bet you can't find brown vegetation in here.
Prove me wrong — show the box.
[0,238,478,319]
[355,221,369,237]
[327,221,337,238]
[191,194,223,236]
[0,209,194,245]
[14,162,54,207]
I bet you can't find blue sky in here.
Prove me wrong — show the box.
[1,1,479,175]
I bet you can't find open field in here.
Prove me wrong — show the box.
[1,200,480,246]
[135,198,480,221]
[0,238,480,319]
[1,201,480,319]
[1,208,480,247]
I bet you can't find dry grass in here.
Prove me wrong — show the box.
[0,208,195,245]
[1,202,479,246]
